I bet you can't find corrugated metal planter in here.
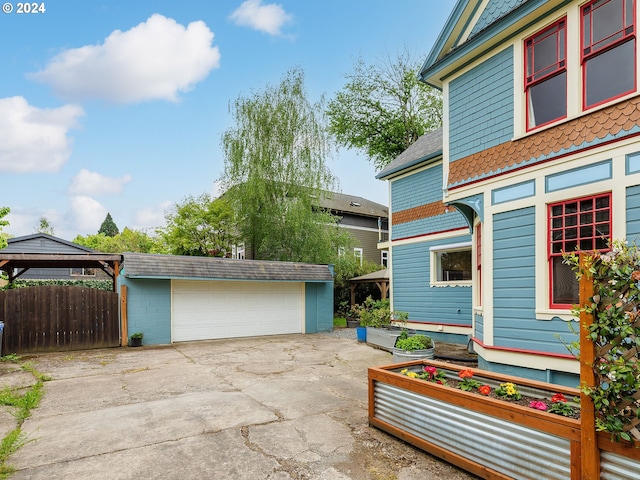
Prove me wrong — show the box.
[368,360,640,480]
[366,327,402,351]
[391,345,434,362]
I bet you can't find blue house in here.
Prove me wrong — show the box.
[378,0,639,386]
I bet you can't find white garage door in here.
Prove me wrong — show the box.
[171,280,304,342]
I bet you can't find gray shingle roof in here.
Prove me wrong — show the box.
[318,192,388,218]
[122,253,333,282]
[376,128,443,180]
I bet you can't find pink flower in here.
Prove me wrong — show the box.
[529,401,548,411]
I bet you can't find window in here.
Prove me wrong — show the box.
[431,243,472,285]
[582,0,636,109]
[525,19,567,130]
[354,248,363,265]
[70,268,96,277]
[548,193,611,307]
[381,250,388,267]
[232,243,245,260]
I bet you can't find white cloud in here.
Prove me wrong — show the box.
[229,0,293,35]
[0,97,84,173]
[69,196,107,234]
[29,14,221,104]
[69,169,132,196]
[132,200,172,231]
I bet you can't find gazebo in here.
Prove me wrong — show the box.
[349,268,389,305]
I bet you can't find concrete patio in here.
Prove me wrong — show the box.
[0,333,477,480]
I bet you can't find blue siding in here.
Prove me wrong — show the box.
[449,47,514,162]
[305,282,333,333]
[470,0,527,37]
[119,277,172,345]
[626,185,640,243]
[392,211,468,240]
[493,207,573,355]
[477,357,579,388]
[392,238,472,326]
[475,314,484,342]
[391,166,443,212]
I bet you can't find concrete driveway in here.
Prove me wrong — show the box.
[1,334,476,480]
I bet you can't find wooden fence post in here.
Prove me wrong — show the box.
[120,285,128,347]
[579,253,599,479]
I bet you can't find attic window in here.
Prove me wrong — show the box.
[350,202,361,207]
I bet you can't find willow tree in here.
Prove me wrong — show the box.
[0,207,9,249]
[221,68,350,263]
[327,51,442,170]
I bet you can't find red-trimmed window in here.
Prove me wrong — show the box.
[582,0,636,109]
[525,19,567,130]
[476,225,482,306]
[548,193,612,308]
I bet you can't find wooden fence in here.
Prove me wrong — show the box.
[0,285,120,353]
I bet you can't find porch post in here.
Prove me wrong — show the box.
[579,253,599,479]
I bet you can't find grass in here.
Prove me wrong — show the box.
[0,355,50,478]
[333,317,346,327]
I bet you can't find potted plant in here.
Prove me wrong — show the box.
[357,297,409,350]
[392,331,435,362]
[344,302,361,328]
[129,332,143,347]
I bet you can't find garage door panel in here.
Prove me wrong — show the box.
[172,280,303,342]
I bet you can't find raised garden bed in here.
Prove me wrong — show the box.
[368,360,640,480]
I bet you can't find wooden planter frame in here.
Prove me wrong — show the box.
[368,255,640,479]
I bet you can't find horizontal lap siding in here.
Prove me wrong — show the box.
[626,185,640,242]
[392,240,471,325]
[493,207,574,354]
[392,213,467,240]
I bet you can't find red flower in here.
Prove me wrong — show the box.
[458,369,474,379]
[551,393,567,403]
[478,385,491,396]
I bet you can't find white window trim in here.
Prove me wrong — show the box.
[430,241,473,287]
[354,247,363,265]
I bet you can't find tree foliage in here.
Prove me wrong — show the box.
[158,194,236,257]
[326,51,443,170]
[333,253,384,312]
[35,216,54,235]
[73,228,164,254]
[221,68,351,263]
[0,207,9,249]
[98,213,119,237]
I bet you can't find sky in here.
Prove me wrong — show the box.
[0,0,456,240]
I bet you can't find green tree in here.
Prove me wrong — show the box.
[159,194,236,257]
[221,68,351,263]
[0,207,9,249]
[326,50,442,170]
[35,216,55,235]
[98,213,119,237]
[333,253,383,312]
[73,228,164,254]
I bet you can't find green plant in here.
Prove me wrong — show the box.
[394,334,433,351]
[457,369,482,391]
[130,332,143,340]
[564,240,640,443]
[357,297,391,327]
[495,382,522,400]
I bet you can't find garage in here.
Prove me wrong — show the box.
[119,253,334,345]
[171,279,303,341]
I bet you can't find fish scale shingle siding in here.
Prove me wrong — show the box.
[449,46,514,163]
